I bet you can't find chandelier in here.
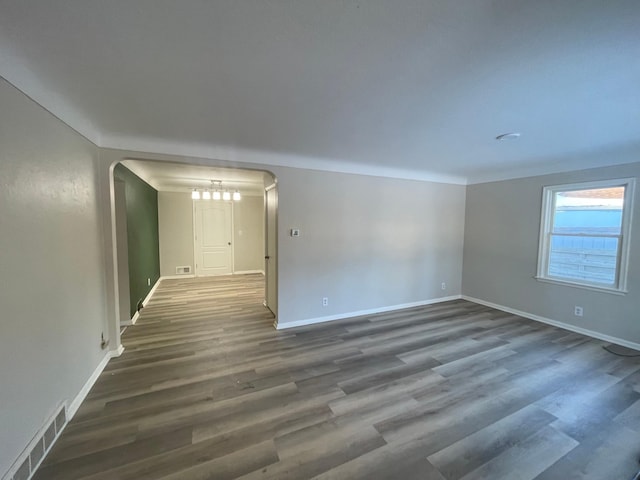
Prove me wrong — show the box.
[192,180,241,201]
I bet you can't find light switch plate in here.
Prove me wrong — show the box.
[291,228,300,237]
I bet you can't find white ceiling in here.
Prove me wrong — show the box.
[1,1,639,184]
[120,159,271,195]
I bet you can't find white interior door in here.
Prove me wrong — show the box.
[194,201,233,276]
[265,185,278,316]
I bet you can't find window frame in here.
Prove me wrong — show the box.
[536,177,636,294]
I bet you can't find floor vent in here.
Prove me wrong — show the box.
[176,266,192,274]
[4,405,66,480]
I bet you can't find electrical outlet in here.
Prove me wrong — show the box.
[441,282,446,290]
[574,306,583,317]
[322,297,329,307]
[147,278,151,286]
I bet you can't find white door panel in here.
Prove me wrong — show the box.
[194,202,232,276]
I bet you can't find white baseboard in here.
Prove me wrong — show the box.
[67,351,111,419]
[462,295,640,351]
[68,344,122,419]
[276,295,462,330]
[142,278,161,307]
[123,278,162,326]
[161,272,264,279]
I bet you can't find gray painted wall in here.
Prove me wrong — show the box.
[0,78,109,474]
[275,168,466,324]
[158,192,195,277]
[463,162,640,344]
[233,195,265,272]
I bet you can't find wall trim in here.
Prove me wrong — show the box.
[67,345,123,420]
[160,274,196,280]
[143,278,161,307]
[462,295,640,351]
[129,311,139,325]
[124,277,162,326]
[160,272,264,280]
[275,295,462,330]
[67,352,110,419]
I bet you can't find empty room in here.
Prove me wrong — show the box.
[1,1,640,480]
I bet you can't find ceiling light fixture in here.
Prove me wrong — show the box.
[192,180,241,201]
[211,180,221,200]
[496,132,521,141]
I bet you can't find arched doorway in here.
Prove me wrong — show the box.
[109,158,278,352]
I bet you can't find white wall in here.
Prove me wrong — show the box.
[233,195,265,272]
[463,162,640,345]
[158,192,195,277]
[0,79,109,475]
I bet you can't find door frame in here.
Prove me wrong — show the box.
[107,157,280,357]
[264,182,278,321]
[114,178,132,326]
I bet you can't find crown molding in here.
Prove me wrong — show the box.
[0,69,101,146]
[102,133,469,186]
[5,70,638,188]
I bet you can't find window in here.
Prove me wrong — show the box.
[536,178,635,293]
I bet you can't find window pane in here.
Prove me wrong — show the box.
[553,187,624,235]
[549,234,618,285]
[538,179,633,292]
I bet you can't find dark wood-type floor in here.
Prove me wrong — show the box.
[35,274,640,479]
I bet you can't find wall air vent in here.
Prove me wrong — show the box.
[5,405,66,480]
[176,266,192,274]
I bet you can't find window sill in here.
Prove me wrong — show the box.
[534,276,627,296]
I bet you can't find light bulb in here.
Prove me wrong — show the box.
[202,190,211,200]
[233,190,241,201]
[213,190,221,200]
[222,191,231,201]
[191,189,200,200]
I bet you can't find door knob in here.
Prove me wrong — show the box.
[265,255,270,259]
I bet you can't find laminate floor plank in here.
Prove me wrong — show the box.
[458,425,578,480]
[34,274,640,479]
[427,404,556,480]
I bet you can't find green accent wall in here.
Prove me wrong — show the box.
[114,164,160,317]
